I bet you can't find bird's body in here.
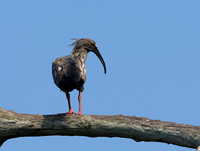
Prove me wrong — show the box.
[52,38,106,115]
[52,55,86,92]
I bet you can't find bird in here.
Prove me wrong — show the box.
[52,38,106,115]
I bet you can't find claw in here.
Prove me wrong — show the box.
[78,111,83,115]
[57,109,76,115]
[67,109,76,115]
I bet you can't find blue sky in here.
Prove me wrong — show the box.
[0,0,200,150]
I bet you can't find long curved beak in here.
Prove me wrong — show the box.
[93,48,107,74]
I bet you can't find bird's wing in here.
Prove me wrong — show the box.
[52,56,83,84]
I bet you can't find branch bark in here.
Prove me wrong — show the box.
[0,107,200,149]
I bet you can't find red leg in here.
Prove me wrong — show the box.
[66,92,76,115]
[58,92,76,115]
[78,91,83,115]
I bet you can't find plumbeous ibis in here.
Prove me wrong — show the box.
[52,38,106,115]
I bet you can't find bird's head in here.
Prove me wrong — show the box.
[70,38,107,74]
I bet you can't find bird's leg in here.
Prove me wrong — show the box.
[66,92,76,115]
[78,91,83,115]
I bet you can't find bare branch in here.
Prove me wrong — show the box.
[0,107,200,149]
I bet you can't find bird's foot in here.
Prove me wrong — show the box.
[78,111,83,115]
[57,109,76,115]
[67,109,76,115]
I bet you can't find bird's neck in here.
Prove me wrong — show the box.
[71,47,88,61]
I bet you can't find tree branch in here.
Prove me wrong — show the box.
[0,107,200,149]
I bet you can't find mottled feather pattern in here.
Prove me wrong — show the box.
[52,55,86,92]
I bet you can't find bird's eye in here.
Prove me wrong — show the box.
[91,43,97,47]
